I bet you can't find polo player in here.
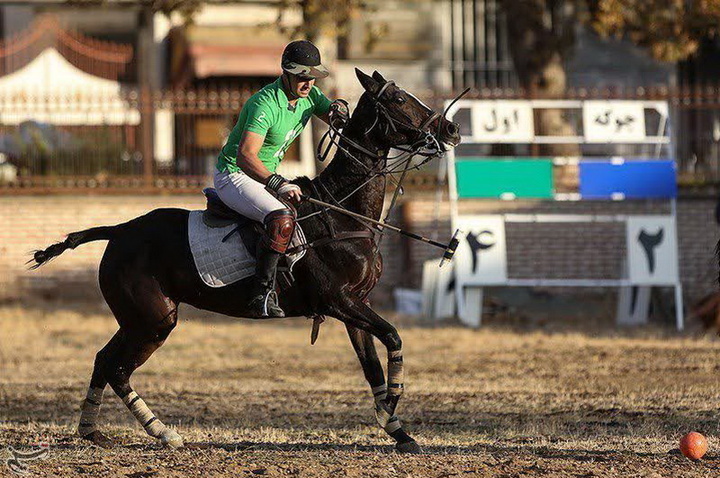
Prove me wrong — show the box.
[213,40,348,318]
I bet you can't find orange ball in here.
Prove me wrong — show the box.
[680,432,708,460]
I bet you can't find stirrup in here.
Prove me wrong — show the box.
[250,289,285,318]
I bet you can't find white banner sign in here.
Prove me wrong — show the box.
[455,215,508,285]
[471,101,534,143]
[583,101,646,143]
[626,216,679,285]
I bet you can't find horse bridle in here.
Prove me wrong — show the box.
[368,80,445,155]
[317,80,465,171]
[304,81,467,228]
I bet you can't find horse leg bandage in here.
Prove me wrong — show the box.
[372,383,401,432]
[384,415,402,434]
[122,391,183,448]
[387,350,404,397]
[372,384,387,403]
[77,386,104,436]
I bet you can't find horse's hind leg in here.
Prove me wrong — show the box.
[96,250,183,448]
[78,331,124,448]
[102,326,183,448]
[91,242,183,447]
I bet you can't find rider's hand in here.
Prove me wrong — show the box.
[329,99,349,128]
[278,182,302,205]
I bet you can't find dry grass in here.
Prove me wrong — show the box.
[1,305,720,477]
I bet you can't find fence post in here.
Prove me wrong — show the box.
[138,6,156,187]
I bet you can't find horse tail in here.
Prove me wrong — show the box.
[29,225,118,269]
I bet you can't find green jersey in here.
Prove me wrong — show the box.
[217,77,332,174]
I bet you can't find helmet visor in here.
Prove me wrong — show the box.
[282,61,329,80]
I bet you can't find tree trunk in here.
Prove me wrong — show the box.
[500,0,580,165]
[300,1,339,173]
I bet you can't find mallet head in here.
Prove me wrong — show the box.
[439,229,462,268]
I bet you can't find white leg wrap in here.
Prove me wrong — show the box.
[384,415,402,434]
[375,402,392,428]
[372,384,387,404]
[121,391,182,448]
[372,384,402,434]
[77,386,104,436]
[387,350,404,397]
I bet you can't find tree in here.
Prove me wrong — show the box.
[273,0,373,94]
[500,0,720,95]
[498,0,720,155]
[588,0,720,63]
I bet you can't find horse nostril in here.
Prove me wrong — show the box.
[446,122,459,136]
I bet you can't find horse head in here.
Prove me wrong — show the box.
[353,68,462,157]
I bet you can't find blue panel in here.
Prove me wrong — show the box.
[579,159,677,199]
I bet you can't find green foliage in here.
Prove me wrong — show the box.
[587,0,720,62]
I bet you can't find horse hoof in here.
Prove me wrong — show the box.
[395,440,423,454]
[160,429,184,449]
[81,430,115,449]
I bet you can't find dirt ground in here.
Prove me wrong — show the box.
[2,303,720,477]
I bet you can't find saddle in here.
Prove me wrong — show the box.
[200,187,324,342]
[202,187,263,256]
[203,188,254,228]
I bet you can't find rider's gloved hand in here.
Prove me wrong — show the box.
[266,173,301,205]
[329,99,349,128]
[277,182,302,205]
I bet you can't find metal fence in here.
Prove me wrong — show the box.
[0,85,719,193]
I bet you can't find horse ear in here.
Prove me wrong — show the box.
[372,70,387,83]
[355,68,380,94]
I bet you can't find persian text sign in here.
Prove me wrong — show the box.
[583,101,646,143]
[454,215,508,285]
[626,216,679,285]
[471,101,534,143]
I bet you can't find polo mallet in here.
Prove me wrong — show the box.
[301,195,461,267]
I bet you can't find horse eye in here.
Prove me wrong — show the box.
[395,95,406,105]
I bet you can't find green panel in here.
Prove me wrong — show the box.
[455,158,554,199]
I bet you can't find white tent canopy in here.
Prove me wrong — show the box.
[0,48,139,125]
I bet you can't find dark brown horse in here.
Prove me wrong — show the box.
[32,69,461,454]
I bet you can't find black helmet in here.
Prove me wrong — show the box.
[281,40,329,79]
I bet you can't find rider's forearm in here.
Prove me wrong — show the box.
[236,152,273,184]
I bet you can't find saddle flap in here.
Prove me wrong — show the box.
[201,210,235,228]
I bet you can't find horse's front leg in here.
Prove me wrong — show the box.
[345,324,420,452]
[328,298,420,453]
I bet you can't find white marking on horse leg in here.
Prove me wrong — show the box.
[77,386,104,437]
[122,391,183,448]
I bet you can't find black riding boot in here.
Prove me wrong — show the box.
[247,242,285,318]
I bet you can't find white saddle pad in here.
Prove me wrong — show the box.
[188,210,307,288]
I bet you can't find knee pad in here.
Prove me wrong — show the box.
[263,208,296,253]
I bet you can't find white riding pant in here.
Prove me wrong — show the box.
[213,168,286,223]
